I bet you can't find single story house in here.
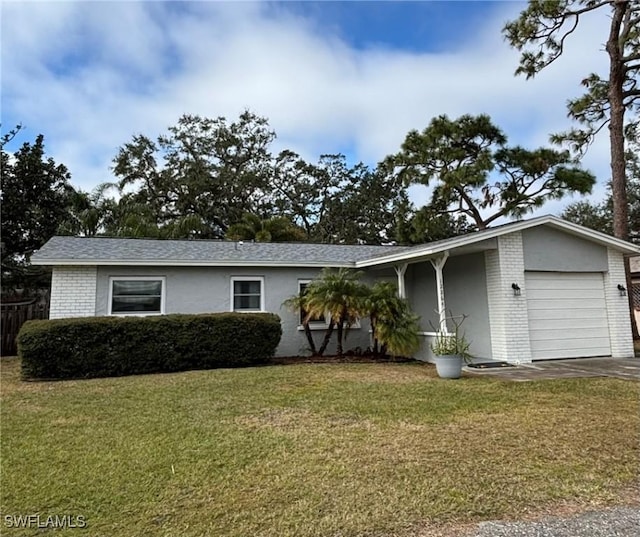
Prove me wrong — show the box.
[31,215,639,363]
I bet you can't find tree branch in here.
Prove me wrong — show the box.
[454,186,484,227]
[623,53,640,64]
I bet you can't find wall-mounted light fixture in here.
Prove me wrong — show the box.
[511,283,521,296]
[618,284,627,296]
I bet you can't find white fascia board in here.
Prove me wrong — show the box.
[356,215,640,268]
[30,259,355,268]
[355,234,501,268]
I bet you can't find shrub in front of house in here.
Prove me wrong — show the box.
[18,313,282,380]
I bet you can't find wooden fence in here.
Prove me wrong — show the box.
[1,299,50,357]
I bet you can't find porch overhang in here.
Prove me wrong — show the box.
[357,238,498,270]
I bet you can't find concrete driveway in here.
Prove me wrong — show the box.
[464,357,640,381]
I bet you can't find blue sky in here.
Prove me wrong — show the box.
[276,1,504,52]
[1,1,611,217]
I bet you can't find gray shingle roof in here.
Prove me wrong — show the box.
[31,236,413,267]
[30,216,640,268]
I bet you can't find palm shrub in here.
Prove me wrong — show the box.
[365,281,397,355]
[284,271,421,358]
[226,213,307,242]
[299,268,369,356]
[282,292,318,355]
[366,282,421,357]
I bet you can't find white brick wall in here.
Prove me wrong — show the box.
[485,232,532,363]
[50,266,97,319]
[604,249,634,358]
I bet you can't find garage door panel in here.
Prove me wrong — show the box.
[530,347,611,360]
[527,309,607,322]
[524,273,603,288]
[526,288,605,300]
[528,327,610,341]
[527,298,607,310]
[525,272,611,360]
[530,338,610,352]
[528,317,608,330]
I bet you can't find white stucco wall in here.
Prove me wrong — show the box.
[49,266,97,319]
[92,265,395,357]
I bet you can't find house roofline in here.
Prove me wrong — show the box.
[30,259,355,269]
[355,215,640,268]
[30,216,640,269]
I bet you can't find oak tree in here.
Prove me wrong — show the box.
[1,134,75,285]
[112,111,275,238]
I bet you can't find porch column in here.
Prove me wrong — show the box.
[394,263,408,298]
[430,252,449,333]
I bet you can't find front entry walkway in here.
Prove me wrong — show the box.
[464,357,640,382]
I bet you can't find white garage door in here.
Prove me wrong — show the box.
[525,272,611,360]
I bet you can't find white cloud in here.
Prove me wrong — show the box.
[1,0,615,220]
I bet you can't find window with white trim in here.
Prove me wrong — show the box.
[109,277,165,315]
[231,277,265,312]
[298,280,326,327]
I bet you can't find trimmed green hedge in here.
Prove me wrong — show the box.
[18,313,282,380]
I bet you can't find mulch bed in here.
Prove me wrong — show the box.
[269,355,416,365]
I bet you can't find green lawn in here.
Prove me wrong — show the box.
[1,358,638,537]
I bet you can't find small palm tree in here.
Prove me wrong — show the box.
[302,268,369,356]
[226,213,307,242]
[365,281,420,357]
[284,272,421,358]
[375,305,421,357]
[282,292,318,355]
[365,281,397,355]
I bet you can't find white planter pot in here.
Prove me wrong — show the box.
[434,354,463,379]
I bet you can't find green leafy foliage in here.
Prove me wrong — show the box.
[282,291,319,355]
[102,116,409,244]
[393,199,476,244]
[562,200,613,235]
[1,133,76,286]
[57,184,118,237]
[110,111,276,239]
[366,282,421,357]
[225,213,307,242]
[0,123,23,149]
[302,268,370,356]
[430,314,472,363]
[18,313,282,379]
[284,272,422,358]
[562,136,640,245]
[270,151,408,244]
[385,114,595,229]
[430,333,471,361]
